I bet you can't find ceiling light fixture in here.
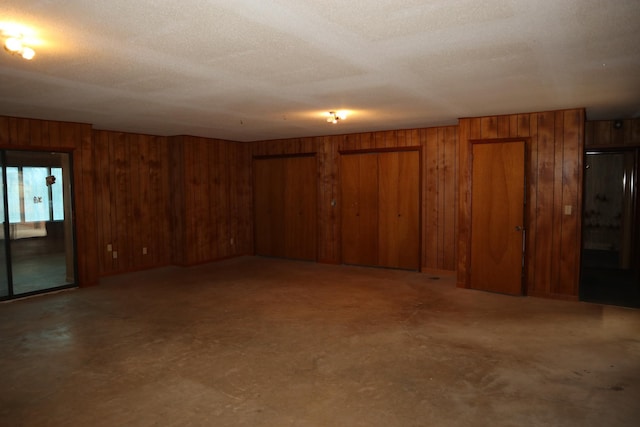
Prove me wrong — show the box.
[326,111,347,124]
[3,34,35,60]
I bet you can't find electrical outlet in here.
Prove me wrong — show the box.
[142,247,147,255]
[112,251,118,259]
[107,243,112,252]
[230,238,234,245]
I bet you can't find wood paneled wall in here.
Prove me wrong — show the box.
[585,118,640,147]
[0,116,253,283]
[252,127,458,271]
[93,130,172,275]
[169,135,253,266]
[0,116,98,286]
[458,109,585,299]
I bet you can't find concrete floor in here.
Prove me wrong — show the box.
[1,256,639,427]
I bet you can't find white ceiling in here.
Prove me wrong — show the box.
[1,0,639,142]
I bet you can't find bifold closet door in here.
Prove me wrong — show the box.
[253,156,317,261]
[340,153,379,266]
[378,151,420,270]
[283,156,317,261]
[341,151,420,270]
[254,157,285,257]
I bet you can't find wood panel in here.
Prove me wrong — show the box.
[378,151,420,270]
[341,150,420,270]
[93,130,173,275]
[0,116,98,287]
[470,141,525,295]
[255,126,457,272]
[340,153,379,266]
[585,118,640,148]
[285,156,317,260]
[170,136,253,266]
[458,109,584,300]
[0,115,460,283]
[253,155,317,261]
[253,157,285,257]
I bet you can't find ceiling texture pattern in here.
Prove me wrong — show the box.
[1,0,639,141]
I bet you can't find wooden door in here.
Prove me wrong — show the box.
[378,151,420,269]
[470,141,525,295]
[284,156,317,260]
[253,156,317,261]
[254,157,285,257]
[341,153,378,266]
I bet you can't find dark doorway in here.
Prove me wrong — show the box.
[580,150,640,308]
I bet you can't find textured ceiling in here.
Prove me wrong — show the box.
[1,0,639,142]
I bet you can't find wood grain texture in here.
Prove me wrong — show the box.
[458,109,585,299]
[170,136,252,266]
[253,155,317,261]
[0,116,98,286]
[379,150,420,270]
[0,115,460,284]
[585,118,640,148]
[470,141,525,295]
[93,131,173,275]
[256,127,456,271]
[340,153,379,266]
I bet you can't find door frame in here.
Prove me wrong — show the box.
[251,152,319,261]
[579,148,640,304]
[466,138,531,294]
[0,148,78,300]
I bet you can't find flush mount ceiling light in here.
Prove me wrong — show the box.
[1,23,36,60]
[326,111,347,124]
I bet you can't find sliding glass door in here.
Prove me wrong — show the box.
[0,150,76,299]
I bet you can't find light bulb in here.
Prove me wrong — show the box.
[4,37,22,53]
[21,46,35,60]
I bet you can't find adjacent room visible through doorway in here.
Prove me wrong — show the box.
[581,150,640,308]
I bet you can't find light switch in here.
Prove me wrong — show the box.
[564,205,572,215]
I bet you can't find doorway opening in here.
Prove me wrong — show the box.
[0,150,77,300]
[580,150,640,308]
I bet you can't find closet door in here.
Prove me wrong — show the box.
[341,153,378,266]
[284,156,317,260]
[341,150,420,270]
[254,157,286,257]
[253,156,317,261]
[378,151,420,270]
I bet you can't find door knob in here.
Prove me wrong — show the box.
[515,225,524,231]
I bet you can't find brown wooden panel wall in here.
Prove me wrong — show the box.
[169,135,253,266]
[93,130,172,275]
[458,109,585,299]
[0,115,459,284]
[585,118,640,147]
[0,116,98,286]
[252,127,458,271]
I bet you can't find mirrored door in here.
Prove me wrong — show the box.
[0,150,76,299]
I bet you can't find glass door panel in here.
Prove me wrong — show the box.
[4,150,75,297]
[0,159,8,298]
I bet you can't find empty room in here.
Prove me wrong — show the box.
[1,1,639,426]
